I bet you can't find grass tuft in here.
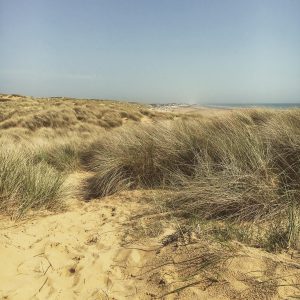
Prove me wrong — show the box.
[0,143,68,218]
[81,109,300,251]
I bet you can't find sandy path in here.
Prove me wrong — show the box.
[0,192,161,300]
[1,184,300,299]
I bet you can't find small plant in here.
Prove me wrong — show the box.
[263,224,289,252]
[34,140,81,172]
[0,144,68,218]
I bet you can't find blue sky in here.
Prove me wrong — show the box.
[0,0,299,103]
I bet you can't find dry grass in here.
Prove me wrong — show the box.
[0,141,68,218]
[0,93,170,132]
[4,94,300,300]
[33,139,83,172]
[82,108,300,251]
[1,93,300,251]
[0,94,173,218]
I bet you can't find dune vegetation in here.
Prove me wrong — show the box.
[82,109,300,251]
[0,142,68,218]
[1,94,300,253]
[2,94,300,298]
[0,94,174,217]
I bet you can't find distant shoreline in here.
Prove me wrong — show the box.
[202,103,300,109]
[149,103,300,112]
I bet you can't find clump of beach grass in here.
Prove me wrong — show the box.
[82,109,300,251]
[33,139,83,172]
[0,142,68,218]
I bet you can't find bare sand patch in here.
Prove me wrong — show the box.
[1,186,300,299]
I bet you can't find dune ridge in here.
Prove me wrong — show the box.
[1,94,300,299]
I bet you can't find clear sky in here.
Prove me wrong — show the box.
[0,0,299,104]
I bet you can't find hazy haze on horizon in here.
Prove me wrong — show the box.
[0,0,300,104]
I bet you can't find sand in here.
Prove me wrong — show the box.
[1,175,300,299]
[0,191,157,299]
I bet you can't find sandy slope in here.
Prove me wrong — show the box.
[0,191,159,299]
[1,181,300,299]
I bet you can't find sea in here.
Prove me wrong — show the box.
[203,103,300,109]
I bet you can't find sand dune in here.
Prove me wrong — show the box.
[0,191,153,299]
[1,183,300,299]
[1,102,300,299]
